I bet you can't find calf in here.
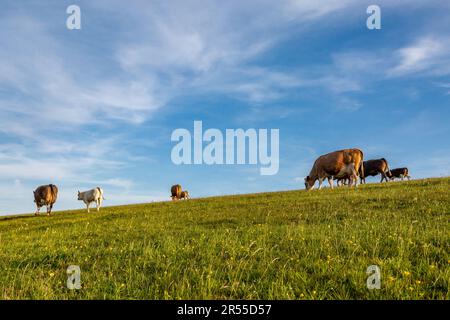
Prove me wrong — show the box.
[387,168,411,181]
[180,190,190,200]
[335,176,351,186]
[33,184,58,216]
[78,187,104,213]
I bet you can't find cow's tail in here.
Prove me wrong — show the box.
[358,149,364,180]
[405,168,410,179]
[49,184,57,198]
[176,185,182,198]
[383,158,392,177]
[97,187,105,200]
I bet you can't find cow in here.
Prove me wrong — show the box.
[33,184,58,216]
[359,158,391,184]
[171,184,182,201]
[387,168,411,181]
[78,187,104,213]
[305,148,364,190]
[180,190,190,200]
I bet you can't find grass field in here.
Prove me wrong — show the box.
[0,178,449,300]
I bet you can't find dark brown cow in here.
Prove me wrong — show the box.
[387,168,411,181]
[170,184,182,201]
[359,158,391,184]
[305,148,364,190]
[33,184,58,216]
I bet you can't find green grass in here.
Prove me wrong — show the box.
[0,178,449,300]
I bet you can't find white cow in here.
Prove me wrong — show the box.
[77,187,104,213]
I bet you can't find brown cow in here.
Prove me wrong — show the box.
[387,167,411,181]
[171,184,182,201]
[305,148,364,190]
[33,184,58,216]
[359,158,391,184]
[180,190,190,200]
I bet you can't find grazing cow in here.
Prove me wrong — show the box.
[359,158,391,184]
[305,148,364,190]
[171,184,182,201]
[78,187,104,213]
[180,190,190,200]
[387,168,411,181]
[33,184,58,216]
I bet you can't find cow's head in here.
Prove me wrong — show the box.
[304,176,315,190]
[77,191,82,200]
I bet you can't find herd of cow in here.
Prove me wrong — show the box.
[31,148,410,216]
[304,148,410,190]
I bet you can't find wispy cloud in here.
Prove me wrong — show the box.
[0,15,162,130]
[388,37,450,77]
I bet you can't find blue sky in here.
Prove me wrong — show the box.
[1,0,449,215]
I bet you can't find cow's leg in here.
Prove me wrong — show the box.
[328,177,334,189]
[35,205,40,216]
[318,177,324,190]
[350,169,358,187]
[96,199,101,212]
[86,202,90,213]
[348,173,353,187]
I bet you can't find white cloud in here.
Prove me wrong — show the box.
[388,37,450,76]
[283,0,356,21]
[96,178,134,190]
[0,15,162,130]
[110,0,370,105]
